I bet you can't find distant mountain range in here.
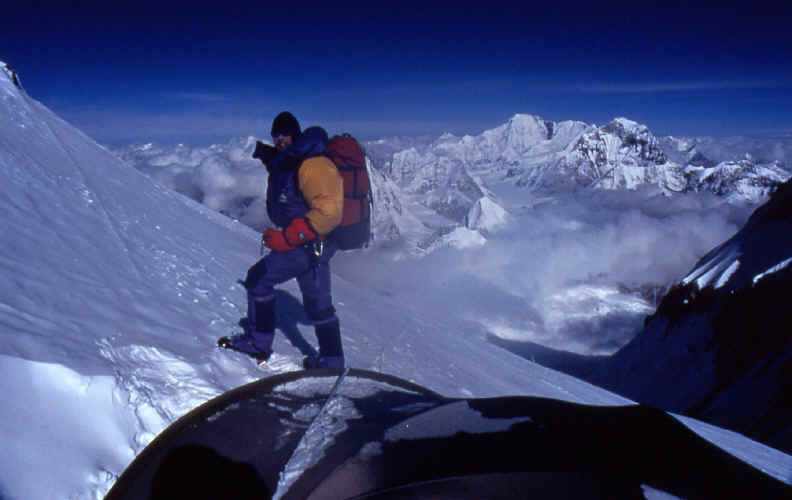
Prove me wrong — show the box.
[369,114,789,225]
[353,114,789,253]
[114,114,791,254]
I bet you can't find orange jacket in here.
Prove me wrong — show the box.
[297,156,343,236]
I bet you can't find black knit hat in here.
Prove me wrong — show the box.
[271,111,301,139]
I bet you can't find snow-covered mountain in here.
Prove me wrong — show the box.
[545,117,677,191]
[384,115,587,221]
[662,134,792,166]
[373,114,789,229]
[465,195,509,233]
[548,118,789,200]
[595,179,792,453]
[683,157,790,204]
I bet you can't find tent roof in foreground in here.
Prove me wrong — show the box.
[106,369,791,500]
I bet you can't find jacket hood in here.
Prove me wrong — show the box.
[291,126,328,159]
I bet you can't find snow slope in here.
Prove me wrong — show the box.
[1,62,790,498]
[0,61,260,498]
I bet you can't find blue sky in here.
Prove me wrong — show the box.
[4,2,791,145]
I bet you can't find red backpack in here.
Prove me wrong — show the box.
[326,134,373,250]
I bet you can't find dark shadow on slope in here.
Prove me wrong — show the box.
[487,333,607,381]
[274,290,317,357]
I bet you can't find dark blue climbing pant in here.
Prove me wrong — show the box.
[243,241,342,356]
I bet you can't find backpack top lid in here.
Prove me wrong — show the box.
[327,134,366,168]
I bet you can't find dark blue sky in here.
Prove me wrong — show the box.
[4,2,791,145]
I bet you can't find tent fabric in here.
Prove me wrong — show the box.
[105,369,791,500]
